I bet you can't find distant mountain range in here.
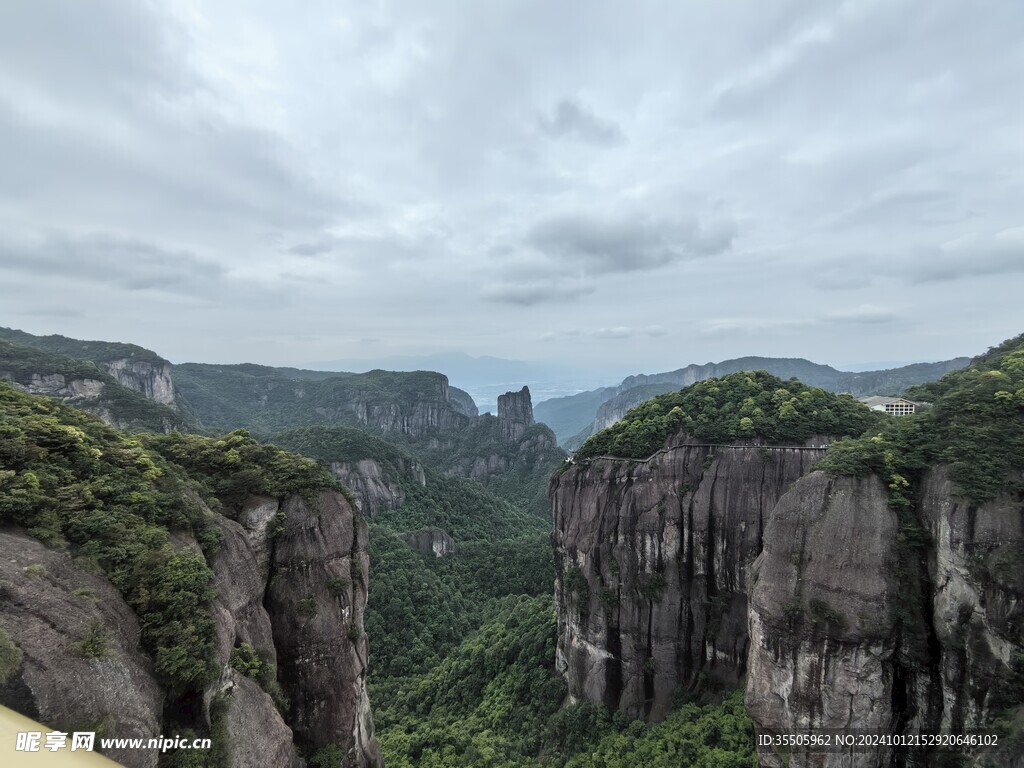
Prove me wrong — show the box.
[534,355,971,447]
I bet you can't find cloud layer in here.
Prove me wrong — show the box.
[1,0,1022,372]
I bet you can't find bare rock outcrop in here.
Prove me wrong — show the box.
[498,386,535,441]
[400,529,456,557]
[551,433,829,720]
[747,468,1024,768]
[329,457,425,517]
[0,533,163,768]
[265,492,383,768]
[104,358,177,407]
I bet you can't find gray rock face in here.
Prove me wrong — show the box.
[746,472,899,768]
[747,468,1024,768]
[218,672,299,768]
[0,533,163,768]
[265,492,383,768]
[2,372,106,400]
[919,468,1024,738]
[205,507,301,768]
[498,386,535,441]
[400,529,456,557]
[0,487,383,768]
[305,374,470,438]
[104,358,177,407]
[329,457,425,517]
[551,433,828,720]
[449,386,479,418]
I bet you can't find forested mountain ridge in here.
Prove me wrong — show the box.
[536,354,969,447]
[0,326,182,409]
[552,338,1024,767]
[174,363,474,437]
[0,338,191,433]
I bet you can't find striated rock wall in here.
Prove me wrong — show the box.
[0,488,383,768]
[265,491,382,768]
[104,358,177,407]
[2,372,106,400]
[329,457,425,517]
[745,473,900,768]
[498,386,535,441]
[746,468,1024,768]
[551,433,828,720]
[400,529,456,557]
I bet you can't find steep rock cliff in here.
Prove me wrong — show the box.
[0,339,187,432]
[104,358,177,407]
[0,532,164,768]
[174,364,471,437]
[264,492,382,767]
[747,467,1023,768]
[551,433,829,720]
[329,457,426,517]
[498,386,535,441]
[400,528,456,557]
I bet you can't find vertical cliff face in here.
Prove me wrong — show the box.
[0,489,382,768]
[498,386,535,441]
[919,468,1024,736]
[103,358,178,407]
[551,434,828,720]
[400,528,456,557]
[328,457,426,517]
[265,492,382,768]
[747,468,1024,768]
[746,472,902,768]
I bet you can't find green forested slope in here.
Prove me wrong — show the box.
[575,370,879,461]
[0,326,169,365]
[822,333,1024,503]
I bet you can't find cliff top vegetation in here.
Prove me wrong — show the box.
[0,382,344,690]
[574,370,879,461]
[822,332,1024,504]
[0,326,169,366]
[0,340,191,433]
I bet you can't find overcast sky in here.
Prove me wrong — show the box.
[1,0,1023,377]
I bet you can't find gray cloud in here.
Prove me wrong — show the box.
[481,281,594,306]
[526,212,736,274]
[0,232,225,294]
[538,99,624,145]
[910,228,1024,284]
[594,327,633,339]
[0,1,1021,371]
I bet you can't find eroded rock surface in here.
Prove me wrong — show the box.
[747,468,1024,768]
[551,433,828,720]
[0,533,163,768]
[265,492,383,768]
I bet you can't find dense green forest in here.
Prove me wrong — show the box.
[574,370,880,461]
[0,326,170,366]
